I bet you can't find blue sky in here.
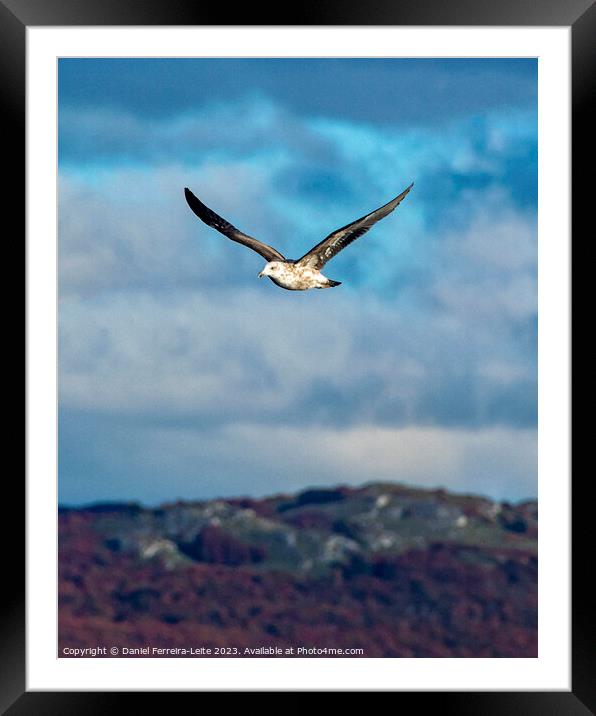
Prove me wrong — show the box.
[58,58,537,505]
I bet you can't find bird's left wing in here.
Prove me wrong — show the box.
[184,188,286,262]
[295,183,414,271]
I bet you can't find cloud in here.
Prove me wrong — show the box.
[58,74,537,504]
[58,58,537,126]
[59,102,536,298]
[59,99,337,167]
[59,161,293,297]
[59,410,537,505]
[59,269,536,432]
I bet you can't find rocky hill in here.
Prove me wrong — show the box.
[59,483,537,657]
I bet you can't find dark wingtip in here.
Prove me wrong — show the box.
[184,187,203,214]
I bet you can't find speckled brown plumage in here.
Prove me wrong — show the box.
[184,183,414,290]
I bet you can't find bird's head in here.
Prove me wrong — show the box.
[258,262,281,278]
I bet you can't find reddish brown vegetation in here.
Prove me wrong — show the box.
[59,487,537,658]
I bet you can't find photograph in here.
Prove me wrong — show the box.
[57,56,539,659]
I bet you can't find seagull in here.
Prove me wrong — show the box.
[184,183,413,291]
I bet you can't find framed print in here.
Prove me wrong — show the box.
[10,0,588,709]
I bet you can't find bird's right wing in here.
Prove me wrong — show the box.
[184,188,286,262]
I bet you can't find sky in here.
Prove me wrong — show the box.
[58,58,537,506]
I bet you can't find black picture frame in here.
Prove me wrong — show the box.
[9,0,587,709]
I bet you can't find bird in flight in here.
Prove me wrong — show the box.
[184,183,413,291]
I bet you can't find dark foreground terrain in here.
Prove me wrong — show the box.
[59,483,537,657]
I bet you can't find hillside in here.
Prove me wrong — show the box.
[59,482,537,657]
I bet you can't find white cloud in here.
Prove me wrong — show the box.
[59,275,535,431]
[60,418,537,504]
[58,97,537,502]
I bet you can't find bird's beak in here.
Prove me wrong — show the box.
[258,271,265,278]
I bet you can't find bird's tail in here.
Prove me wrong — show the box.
[326,279,342,288]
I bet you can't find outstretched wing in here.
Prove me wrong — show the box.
[295,183,414,270]
[184,188,286,262]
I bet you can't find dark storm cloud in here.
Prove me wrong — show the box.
[59,58,536,125]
